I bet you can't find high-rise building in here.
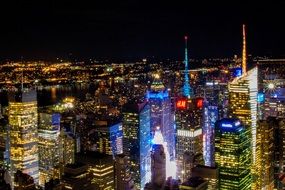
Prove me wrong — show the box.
[76,151,114,190]
[175,97,204,181]
[60,129,75,166]
[114,154,135,190]
[215,118,252,190]
[263,80,285,120]
[90,122,123,157]
[151,144,166,188]
[256,119,274,189]
[61,163,94,190]
[122,101,151,190]
[8,90,39,186]
[38,112,61,186]
[146,75,175,161]
[228,66,258,158]
[203,105,218,167]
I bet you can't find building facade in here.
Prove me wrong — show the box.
[122,101,151,190]
[8,90,39,186]
[215,118,252,190]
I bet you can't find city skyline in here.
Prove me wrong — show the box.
[0,1,285,60]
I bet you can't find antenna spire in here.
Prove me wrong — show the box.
[242,24,247,74]
[21,57,24,92]
[182,35,192,98]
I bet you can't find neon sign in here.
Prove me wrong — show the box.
[196,98,203,109]
[176,99,186,109]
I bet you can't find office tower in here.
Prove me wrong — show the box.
[115,154,135,190]
[175,97,204,181]
[263,80,285,119]
[110,123,123,156]
[151,144,166,188]
[191,165,218,190]
[203,105,218,167]
[38,112,61,186]
[60,129,75,166]
[146,75,175,161]
[179,177,208,190]
[256,120,274,189]
[215,118,251,190]
[269,117,285,189]
[76,151,114,190]
[62,163,93,190]
[14,170,36,190]
[8,90,39,185]
[228,67,258,159]
[122,101,151,190]
[90,122,123,157]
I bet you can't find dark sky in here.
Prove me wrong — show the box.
[0,1,285,60]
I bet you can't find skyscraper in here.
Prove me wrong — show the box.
[122,101,151,190]
[203,105,218,167]
[256,119,274,189]
[38,112,61,186]
[8,90,39,186]
[175,97,204,181]
[215,118,252,190]
[115,154,135,190]
[229,68,258,159]
[146,76,175,161]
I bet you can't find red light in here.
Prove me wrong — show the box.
[177,100,186,109]
[184,36,188,40]
[197,99,203,109]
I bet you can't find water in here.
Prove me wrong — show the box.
[0,83,97,107]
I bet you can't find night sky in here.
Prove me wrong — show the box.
[0,1,285,61]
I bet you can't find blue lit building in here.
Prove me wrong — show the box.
[123,101,152,190]
[110,122,123,156]
[203,105,218,167]
[146,75,175,161]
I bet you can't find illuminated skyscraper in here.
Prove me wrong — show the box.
[215,118,252,190]
[38,112,61,187]
[146,76,175,161]
[122,101,151,190]
[76,151,114,190]
[115,154,135,190]
[91,122,123,157]
[263,80,285,119]
[175,97,204,181]
[256,120,274,190]
[8,90,39,186]
[60,129,75,166]
[228,68,258,152]
[203,105,218,167]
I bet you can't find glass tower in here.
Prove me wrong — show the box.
[215,118,252,190]
[146,76,175,162]
[38,112,61,187]
[122,101,151,190]
[8,90,39,186]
